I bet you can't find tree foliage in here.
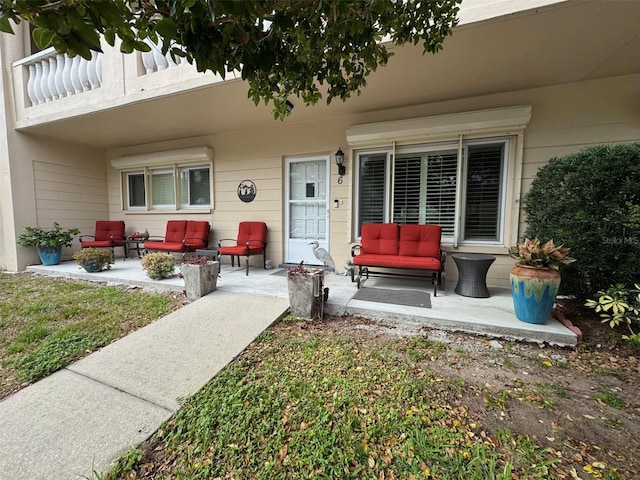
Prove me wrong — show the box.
[0,0,461,119]
[523,143,640,299]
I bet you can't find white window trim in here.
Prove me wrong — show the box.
[349,107,530,247]
[354,139,510,246]
[112,146,214,212]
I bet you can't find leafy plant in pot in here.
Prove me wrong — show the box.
[509,238,576,324]
[180,255,219,302]
[17,222,80,266]
[72,248,112,273]
[141,252,176,280]
[287,262,327,319]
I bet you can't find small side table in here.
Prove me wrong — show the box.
[451,254,496,298]
[195,249,219,260]
[125,238,146,259]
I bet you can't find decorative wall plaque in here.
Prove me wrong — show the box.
[237,180,257,203]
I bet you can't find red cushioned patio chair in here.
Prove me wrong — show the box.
[217,222,267,275]
[79,220,126,261]
[143,220,210,259]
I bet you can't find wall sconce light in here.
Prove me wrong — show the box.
[335,147,346,176]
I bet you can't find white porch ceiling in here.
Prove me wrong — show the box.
[23,0,640,149]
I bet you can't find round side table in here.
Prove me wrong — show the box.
[451,254,496,298]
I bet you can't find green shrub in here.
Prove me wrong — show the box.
[141,252,175,280]
[585,283,640,347]
[72,247,113,272]
[523,143,640,298]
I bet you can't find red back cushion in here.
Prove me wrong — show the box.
[399,224,442,258]
[184,221,209,247]
[237,222,267,247]
[360,223,399,255]
[165,220,188,243]
[95,221,125,242]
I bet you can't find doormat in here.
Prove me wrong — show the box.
[352,287,431,308]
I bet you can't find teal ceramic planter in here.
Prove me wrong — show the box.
[37,246,62,266]
[510,264,560,325]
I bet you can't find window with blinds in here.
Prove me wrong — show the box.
[424,150,458,237]
[355,139,507,244]
[151,170,175,208]
[464,143,504,241]
[358,153,387,235]
[393,155,422,224]
[122,165,211,210]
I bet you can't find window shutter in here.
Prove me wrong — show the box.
[425,151,458,237]
[393,155,422,224]
[151,171,175,207]
[358,153,387,234]
[464,144,504,240]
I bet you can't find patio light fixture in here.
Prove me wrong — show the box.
[335,147,346,177]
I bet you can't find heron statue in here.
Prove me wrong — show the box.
[308,240,336,272]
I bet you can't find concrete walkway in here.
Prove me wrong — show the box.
[0,291,289,480]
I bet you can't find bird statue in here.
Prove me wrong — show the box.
[308,240,336,272]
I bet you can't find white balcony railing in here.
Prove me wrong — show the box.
[15,47,103,106]
[140,39,188,74]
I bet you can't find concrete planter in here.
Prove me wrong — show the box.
[182,261,219,302]
[287,268,325,318]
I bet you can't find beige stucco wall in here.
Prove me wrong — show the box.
[104,73,639,288]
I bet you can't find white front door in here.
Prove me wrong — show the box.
[285,156,330,264]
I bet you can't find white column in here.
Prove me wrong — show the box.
[70,55,83,94]
[87,51,100,89]
[27,64,38,105]
[55,54,66,98]
[62,54,74,96]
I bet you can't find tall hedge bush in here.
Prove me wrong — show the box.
[523,143,640,299]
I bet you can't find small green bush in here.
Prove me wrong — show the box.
[585,283,640,346]
[141,252,175,280]
[72,247,112,272]
[523,143,640,298]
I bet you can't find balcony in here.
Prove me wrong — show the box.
[10,39,238,131]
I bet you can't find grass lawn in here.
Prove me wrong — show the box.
[102,313,639,480]
[2,273,637,479]
[0,272,184,399]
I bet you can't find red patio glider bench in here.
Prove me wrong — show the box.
[351,223,446,296]
[143,220,210,259]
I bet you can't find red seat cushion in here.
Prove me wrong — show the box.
[80,240,115,248]
[218,245,251,256]
[353,253,441,271]
[81,221,126,247]
[184,221,209,249]
[164,221,188,243]
[143,241,186,252]
[360,223,399,255]
[398,224,442,258]
[237,222,267,253]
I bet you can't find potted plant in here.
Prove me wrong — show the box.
[72,248,112,273]
[509,238,576,324]
[17,222,80,266]
[180,255,219,302]
[141,252,176,280]
[287,262,326,319]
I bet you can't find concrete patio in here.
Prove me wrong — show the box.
[27,258,579,347]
